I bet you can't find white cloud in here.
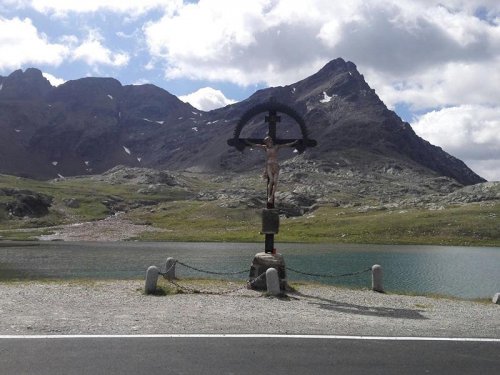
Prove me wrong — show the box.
[179,87,236,111]
[365,59,500,111]
[412,105,500,181]
[140,0,500,108]
[466,159,500,182]
[132,78,151,85]
[16,0,182,16]
[144,0,338,86]
[0,18,129,72]
[0,16,69,70]
[59,34,78,45]
[71,30,129,67]
[42,71,65,86]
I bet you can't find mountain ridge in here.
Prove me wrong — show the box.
[0,58,485,186]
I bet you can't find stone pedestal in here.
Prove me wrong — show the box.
[249,252,287,291]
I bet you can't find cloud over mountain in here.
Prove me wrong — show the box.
[1,0,499,179]
[413,105,500,179]
[179,87,236,111]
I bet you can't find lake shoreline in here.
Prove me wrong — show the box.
[1,240,499,299]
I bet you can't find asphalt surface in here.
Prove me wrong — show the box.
[1,336,499,375]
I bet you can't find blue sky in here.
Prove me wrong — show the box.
[0,0,499,180]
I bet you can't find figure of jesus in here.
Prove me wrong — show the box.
[247,136,297,206]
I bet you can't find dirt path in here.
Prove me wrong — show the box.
[37,213,162,241]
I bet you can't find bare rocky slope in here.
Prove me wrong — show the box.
[0,59,485,188]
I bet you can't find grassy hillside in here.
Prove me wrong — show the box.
[129,201,500,246]
[1,172,499,246]
[0,172,191,235]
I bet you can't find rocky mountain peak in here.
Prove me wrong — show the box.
[295,58,375,104]
[47,77,123,106]
[0,59,487,186]
[121,83,197,119]
[0,67,53,100]
[316,57,357,76]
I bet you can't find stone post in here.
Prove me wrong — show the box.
[492,293,500,305]
[266,268,281,296]
[372,264,384,293]
[164,257,176,281]
[145,265,159,295]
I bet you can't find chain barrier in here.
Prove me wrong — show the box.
[160,259,371,280]
[165,271,267,296]
[156,258,371,295]
[175,260,248,276]
[285,265,372,278]
[158,260,177,278]
[158,258,260,295]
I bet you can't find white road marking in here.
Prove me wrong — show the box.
[0,334,499,342]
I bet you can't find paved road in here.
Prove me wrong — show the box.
[1,335,499,374]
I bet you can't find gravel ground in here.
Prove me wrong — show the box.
[1,279,498,338]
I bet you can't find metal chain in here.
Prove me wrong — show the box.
[165,272,267,296]
[158,260,177,278]
[175,260,248,276]
[158,258,371,294]
[285,266,372,278]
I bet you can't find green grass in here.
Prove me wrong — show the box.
[0,229,54,241]
[127,201,500,246]
[277,203,500,246]
[129,201,263,242]
[0,173,192,230]
[1,173,499,246]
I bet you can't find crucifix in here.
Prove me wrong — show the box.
[245,112,299,208]
[227,98,317,253]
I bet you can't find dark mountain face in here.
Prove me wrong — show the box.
[0,68,53,101]
[0,61,485,185]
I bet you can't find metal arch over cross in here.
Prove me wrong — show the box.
[227,98,317,210]
[227,98,317,254]
[226,97,317,154]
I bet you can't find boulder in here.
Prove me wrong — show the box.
[6,192,53,217]
[64,198,80,208]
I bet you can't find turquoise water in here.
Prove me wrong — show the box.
[0,241,499,299]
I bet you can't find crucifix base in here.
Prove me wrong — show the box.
[261,209,279,253]
[248,252,287,291]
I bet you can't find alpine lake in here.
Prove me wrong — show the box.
[0,241,498,300]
